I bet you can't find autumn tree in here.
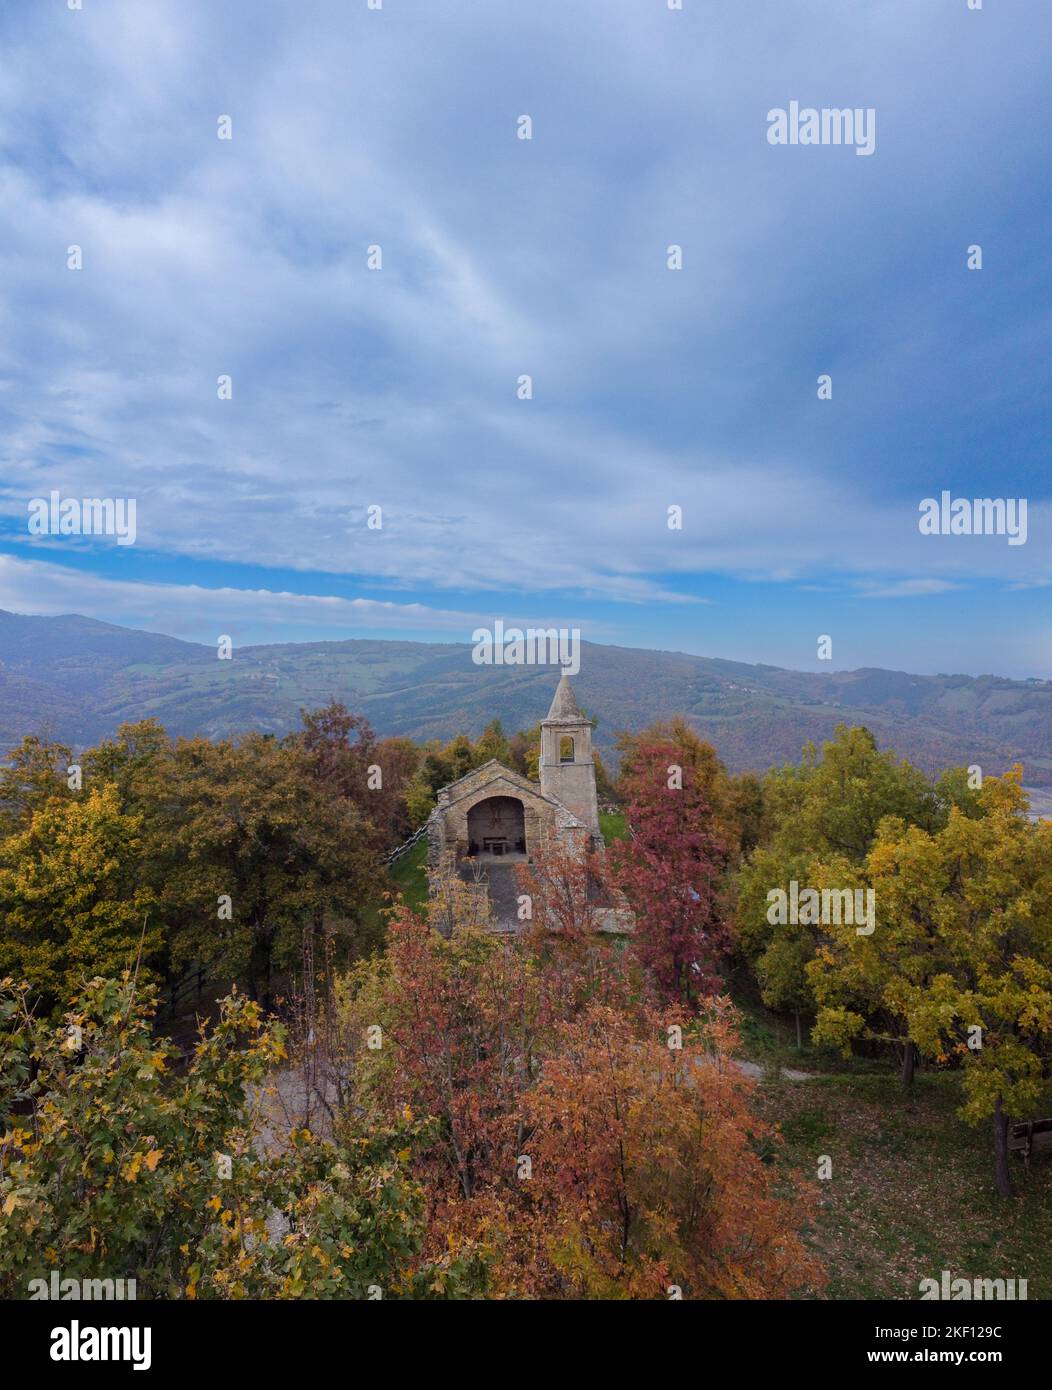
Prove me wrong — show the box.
[339,900,816,1297]
[0,784,159,1013]
[515,840,645,1020]
[523,1000,824,1298]
[611,739,730,1006]
[517,838,606,940]
[345,913,543,1209]
[288,702,419,849]
[617,718,740,852]
[342,914,546,1290]
[820,771,1052,1196]
[158,734,379,1007]
[0,974,482,1299]
[0,733,72,835]
[339,869,655,1287]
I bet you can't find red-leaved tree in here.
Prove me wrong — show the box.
[611,739,730,1006]
[342,910,820,1298]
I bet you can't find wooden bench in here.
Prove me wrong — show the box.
[1009,1118,1052,1166]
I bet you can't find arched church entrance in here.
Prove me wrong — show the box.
[467,795,527,858]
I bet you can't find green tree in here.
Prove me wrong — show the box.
[159,735,378,1008]
[808,772,1052,1194]
[735,848,820,1048]
[934,764,986,821]
[0,733,72,836]
[729,771,769,857]
[80,719,173,812]
[474,718,512,767]
[735,725,942,1053]
[765,724,939,863]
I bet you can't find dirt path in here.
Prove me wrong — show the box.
[732,1058,814,1082]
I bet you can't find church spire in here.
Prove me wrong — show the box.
[545,669,584,723]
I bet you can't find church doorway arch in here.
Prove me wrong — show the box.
[467,796,527,858]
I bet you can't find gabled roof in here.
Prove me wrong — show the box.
[543,671,585,724]
[432,758,586,829]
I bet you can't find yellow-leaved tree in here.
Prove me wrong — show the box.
[811,770,1052,1196]
[0,783,159,1013]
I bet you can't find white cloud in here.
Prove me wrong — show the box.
[0,0,1047,628]
[0,554,625,647]
[0,554,485,641]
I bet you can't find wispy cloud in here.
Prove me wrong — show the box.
[856,579,965,600]
[0,554,484,642]
[0,554,623,646]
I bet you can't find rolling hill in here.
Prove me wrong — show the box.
[2,609,1052,787]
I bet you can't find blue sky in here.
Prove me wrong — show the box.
[0,0,1049,676]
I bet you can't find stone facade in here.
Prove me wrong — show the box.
[426,761,589,871]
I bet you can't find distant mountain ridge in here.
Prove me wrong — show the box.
[2,609,1051,786]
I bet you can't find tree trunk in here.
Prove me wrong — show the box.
[262,952,274,1015]
[249,921,274,1011]
[993,1095,1013,1198]
[900,1040,916,1089]
[794,1010,802,1051]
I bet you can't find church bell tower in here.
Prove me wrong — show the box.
[539,670,600,839]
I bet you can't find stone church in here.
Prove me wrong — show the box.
[426,670,629,932]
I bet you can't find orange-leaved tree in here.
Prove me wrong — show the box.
[523,999,824,1298]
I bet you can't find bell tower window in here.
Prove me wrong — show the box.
[559,735,575,763]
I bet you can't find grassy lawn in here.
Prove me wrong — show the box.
[357,836,429,942]
[387,835,429,913]
[734,989,1052,1299]
[600,811,628,844]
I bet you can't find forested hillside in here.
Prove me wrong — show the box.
[3,610,1051,785]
